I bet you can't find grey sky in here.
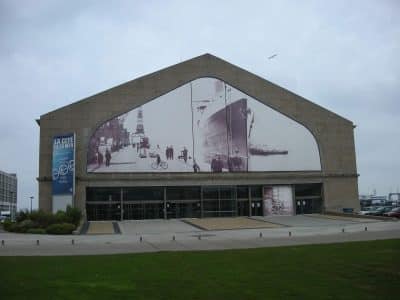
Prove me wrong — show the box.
[0,0,399,209]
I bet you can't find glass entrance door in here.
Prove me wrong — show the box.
[251,200,263,216]
[237,200,249,216]
[123,201,163,220]
[167,201,201,218]
[203,186,236,217]
[296,199,313,214]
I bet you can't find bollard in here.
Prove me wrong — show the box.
[140,236,143,242]
[1,240,4,246]
[365,227,367,231]
[342,228,345,233]
[36,240,40,246]
[289,231,292,237]
[71,239,74,245]
[172,235,175,241]
[198,235,201,240]
[259,232,263,238]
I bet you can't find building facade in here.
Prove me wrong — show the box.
[0,170,17,220]
[38,54,359,220]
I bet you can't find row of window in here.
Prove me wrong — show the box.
[87,184,321,202]
[87,186,264,202]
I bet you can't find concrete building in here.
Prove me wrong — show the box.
[37,54,359,220]
[0,170,17,220]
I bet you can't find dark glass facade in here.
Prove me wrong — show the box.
[86,183,323,220]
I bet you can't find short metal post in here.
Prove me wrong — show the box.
[342,228,345,233]
[259,232,263,238]
[140,236,143,242]
[172,235,175,241]
[1,240,4,246]
[36,240,40,246]
[71,239,75,245]
[364,227,367,231]
[289,231,291,237]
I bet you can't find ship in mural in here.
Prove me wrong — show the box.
[197,96,288,172]
[248,145,288,156]
[199,98,248,172]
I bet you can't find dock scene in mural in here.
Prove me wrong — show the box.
[87,78,320,173]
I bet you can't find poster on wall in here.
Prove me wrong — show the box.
[87,77,321,173]
[263,186,294,216]
[52,133,75,212]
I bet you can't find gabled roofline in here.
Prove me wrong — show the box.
[40,53,353,125]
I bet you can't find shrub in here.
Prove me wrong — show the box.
[46,223,76,235]
[65,206,82,226]
[55,210,68,224]
[16,210,30,223]
[14,219,37,233]
[29,210,57,228]
[3,219,14,231]
[27,228,46,234]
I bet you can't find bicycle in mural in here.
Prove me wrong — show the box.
[151,158,168,170]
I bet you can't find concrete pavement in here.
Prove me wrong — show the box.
[0,215,399,256]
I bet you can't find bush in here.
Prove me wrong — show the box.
[16,210,30,223]
[55,210,68,224]
[26,228,46,234]
[46,223,76,235]
[2,219,14,231]
[29,210,57,228]
[13,219,37,233]
[65,206,82,226]
[3,207,82,234]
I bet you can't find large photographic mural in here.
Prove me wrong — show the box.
[87,78,321,173]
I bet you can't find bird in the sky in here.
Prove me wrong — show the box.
[268,54,278,59]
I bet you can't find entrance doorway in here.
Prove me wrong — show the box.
[166,201,201,218]
[251,200,263,216]
[294,183,323,215]
[296,199,313,214]
[202,186,236,217]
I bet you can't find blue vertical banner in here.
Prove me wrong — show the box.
[52,133,75,196]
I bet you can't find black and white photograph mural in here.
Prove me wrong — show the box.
[263,186,294,216]
[87,77,321,173]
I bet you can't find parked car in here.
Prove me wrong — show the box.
[359,207,375,215]
[365,206,393,216]
[383,207,400,218]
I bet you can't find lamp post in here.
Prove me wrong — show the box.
[30,196,34,213]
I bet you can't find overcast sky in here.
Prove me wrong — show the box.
[0,0,399,209]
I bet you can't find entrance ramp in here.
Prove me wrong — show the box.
[83,221,120,235]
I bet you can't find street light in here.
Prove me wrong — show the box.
[30,196,34,213]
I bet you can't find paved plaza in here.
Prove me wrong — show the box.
[0,215,399,256]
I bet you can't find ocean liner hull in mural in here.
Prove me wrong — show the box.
[200,98,248,172]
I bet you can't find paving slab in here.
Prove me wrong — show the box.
[184,217,283,230]
[120,219,200,235]
[252,215,375,227]
[307,213,380,223]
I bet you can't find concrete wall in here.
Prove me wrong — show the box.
[38,54,359,214]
